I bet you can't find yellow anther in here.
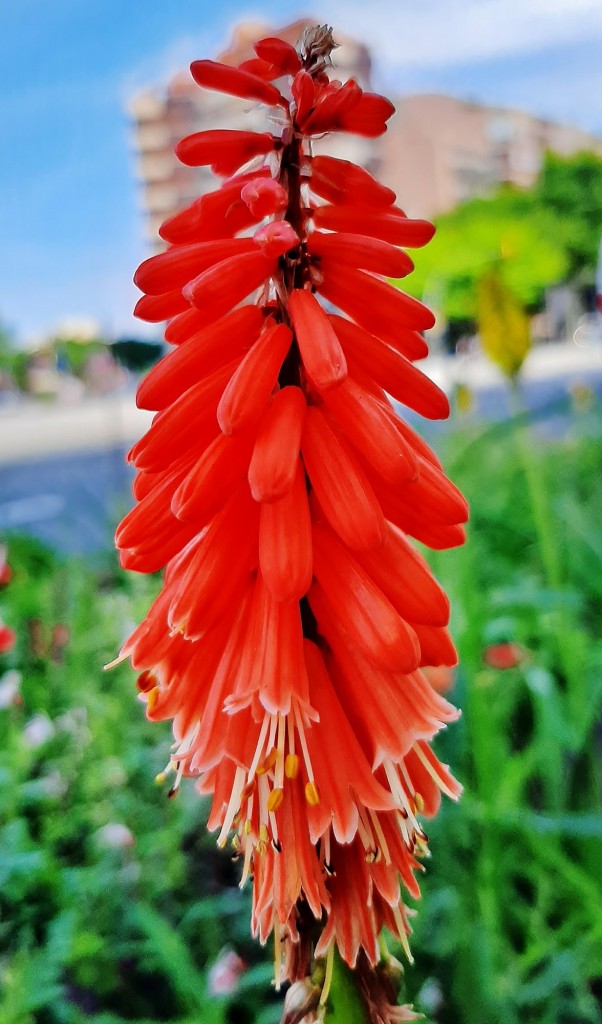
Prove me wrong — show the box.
[155,771,167,785]
[305,781,321,806]
[414,792,425,813]
[231,835,241,851]
[256,840,267,855]
[147,687,159,712]
[259,823,269,843]
[285,753,300,779]
[267,787,284,812]
[244,819,252,835]
[257,748,278,774]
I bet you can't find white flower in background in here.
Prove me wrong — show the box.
[23,713,55,748]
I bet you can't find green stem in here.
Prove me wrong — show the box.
[321,950,369,1024]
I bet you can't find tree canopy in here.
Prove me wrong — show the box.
[400,150,602,326]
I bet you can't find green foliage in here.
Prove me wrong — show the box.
[1,403,601,1023]
[400,151,602,325]
[534,151,602,279]
[0,546,273,1024]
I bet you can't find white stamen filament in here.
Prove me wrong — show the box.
[248,713,271,779]
[217,766,247,847]
[369,810,392,866]
[413,743,459,800]
[392,904,414,964]
[293,699,316,782]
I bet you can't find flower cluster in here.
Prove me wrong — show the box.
[115,26,467,987]
[0,545,16,655]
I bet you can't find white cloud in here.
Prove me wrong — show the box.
[317,0,602,72]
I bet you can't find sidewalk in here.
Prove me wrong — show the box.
[1,340,601,466]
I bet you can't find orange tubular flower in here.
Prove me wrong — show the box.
[115,23,466,1016]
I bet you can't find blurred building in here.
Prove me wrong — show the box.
[381,94,602,217]
[129,18,602,239]
[129,18,374,243]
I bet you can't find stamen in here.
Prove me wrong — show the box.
[217,765,247,847]
[248,713,271,779]
[155,760,174,785]
[392,904,414,964]
[399,758,415,796]
[384,759,421,836]
[319,944,335,1008]
[257,748,278,774]
[275,714,286,790]
[287,713,296,757]
[167,758,186,798]
[413,743,459,800]
[258,773,271,835]
[274,924,283,991]
[103,651,128,671]
[369,811,392,866]
[285,753,299,778]
[305,780,320,805]
[269,809,280,847]
[239,833,254,888]
[267,787,284,812]
[293,699,316,783]
[323,830,331,869]
[356,807,375,852]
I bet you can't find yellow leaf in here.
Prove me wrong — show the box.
[477,266,531,379]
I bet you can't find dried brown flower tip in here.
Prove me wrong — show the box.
[298,25,339,72]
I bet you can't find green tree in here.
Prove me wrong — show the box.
[398,151,602,329]
[533,150,602,279]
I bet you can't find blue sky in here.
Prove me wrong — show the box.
[2,0,602,344]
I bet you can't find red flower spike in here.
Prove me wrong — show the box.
[160,171,270,245]
[116,25,467,1003]
[300,79,363,135]
[329,315,450,419]
[183,251,277,319]
[253,221,299,257]
[301,407,386,550]
[321,378,418,486]
[190,59,283,106]
[217,322,293,435]
[313,204,436,248]
[291,70,315,122]
[237,57,279,81]
[311,154,396,207]
[248,386,307,502]
[172,431,255,525]
[310,525,421,675]
[253,37,302,74]
[308,231,413,278]
[164,308,209,345]
[135,238,256,297]
[335,92,396,137]
[259,459,312,602]
[317,263,436,335]
[288,289,347,391]
[241,177,288,218]
[128,361,235,472]
[134,289,190,323]
[136,305,263,411]
[175,129,275,172]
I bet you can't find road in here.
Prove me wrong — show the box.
[0,341,600,554]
